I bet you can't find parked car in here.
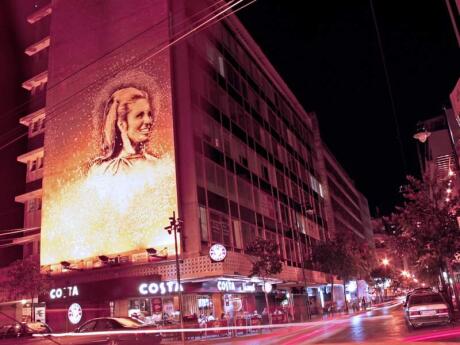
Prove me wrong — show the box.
[404,287,434,307]
[73,317,162,344]
[405,292,451,328]
[0,322,53,344]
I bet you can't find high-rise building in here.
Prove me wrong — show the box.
[321,146,374,245]
[0,0,373,330]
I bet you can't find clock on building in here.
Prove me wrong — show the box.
[209,243,227,262]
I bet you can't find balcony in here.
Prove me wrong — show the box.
[22,71,48,91]
[26,4,52,24]
[25,36,50,56]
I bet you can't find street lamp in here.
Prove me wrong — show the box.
[413,123,431,174]
[382,258,390,266]
[164,211,184,344]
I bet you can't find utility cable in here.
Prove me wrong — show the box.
[0,0,228,123]
[0,0,250,154]
[369,0,407,173]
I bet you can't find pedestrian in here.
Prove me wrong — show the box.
[361,297,366,310]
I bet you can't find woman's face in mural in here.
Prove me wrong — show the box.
[124,98,153,144]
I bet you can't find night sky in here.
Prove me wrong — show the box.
[0,1,459,237]
[237,0,460,214]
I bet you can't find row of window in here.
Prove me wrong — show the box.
[196,98,326,220]
[199,205,316,267]
[331,197,364,235]
[327,176,362,221]
[324,159,360,207]
[205,22,314,149]
[197,27,316,162]
[197,153,324,235]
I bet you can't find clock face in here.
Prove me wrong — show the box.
[68,303,83,324]
[209,244,227,262]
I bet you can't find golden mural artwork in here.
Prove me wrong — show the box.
[41,69,178,266]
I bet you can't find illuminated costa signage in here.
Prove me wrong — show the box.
[217,280,256,293]
[50,286,79,299]
[139,281,183,295]
[217,280,235,292]
[68,303,82,325]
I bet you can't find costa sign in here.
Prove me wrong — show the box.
[217,280,256,293]
[139,281,183,295]
[49,285,79,299]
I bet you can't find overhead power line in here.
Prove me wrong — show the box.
[0,0,254,155]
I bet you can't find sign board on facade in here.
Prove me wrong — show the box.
[41,0,178,267]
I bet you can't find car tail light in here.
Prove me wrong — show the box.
[409,311,420,316]
[436,308,449,313]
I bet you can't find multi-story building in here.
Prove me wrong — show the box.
[321,146,374,300]
[322,146,373,244]
[0,0,373,330]
[0,1,50,324]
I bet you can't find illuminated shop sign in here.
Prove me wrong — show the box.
[68,303,83,325]
[139,281,183,295]
[49,286,79,299]
[217,280,256,293]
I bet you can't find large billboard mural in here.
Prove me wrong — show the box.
[41,1,177,266]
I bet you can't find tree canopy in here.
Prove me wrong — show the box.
[385,174,460,284]
[245,238,283,278]
[2,256,51,302]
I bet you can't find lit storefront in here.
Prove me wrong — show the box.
[41,276,280,332]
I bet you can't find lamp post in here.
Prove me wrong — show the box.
[165,211,184,344]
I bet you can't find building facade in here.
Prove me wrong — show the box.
[0,0,373,330]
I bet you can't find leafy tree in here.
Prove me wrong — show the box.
[370,265,394,302]
[2,256,51,322]
[246,238,283,324]
[312,235,373,312]
[387,174,460,307]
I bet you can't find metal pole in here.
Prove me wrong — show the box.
[172,212,185,344]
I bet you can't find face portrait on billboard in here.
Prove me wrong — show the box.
[91,87,157,175]
[41,70,178,265]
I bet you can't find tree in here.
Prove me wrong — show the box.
[312,235,373,313]
[246,238,283,324]
[2,256,51,322]
[387,174,460,307]
[370,266,394,302]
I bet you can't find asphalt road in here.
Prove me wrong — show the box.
[185,303,460,345]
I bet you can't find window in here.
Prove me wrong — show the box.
[199,207,208,242]
[262,164,270,181]
[241,222,256,248]
[29,160,37,172]
[232,220,243,249]
[209,211,231,246]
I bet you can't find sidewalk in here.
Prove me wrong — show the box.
[165,302,401,344]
